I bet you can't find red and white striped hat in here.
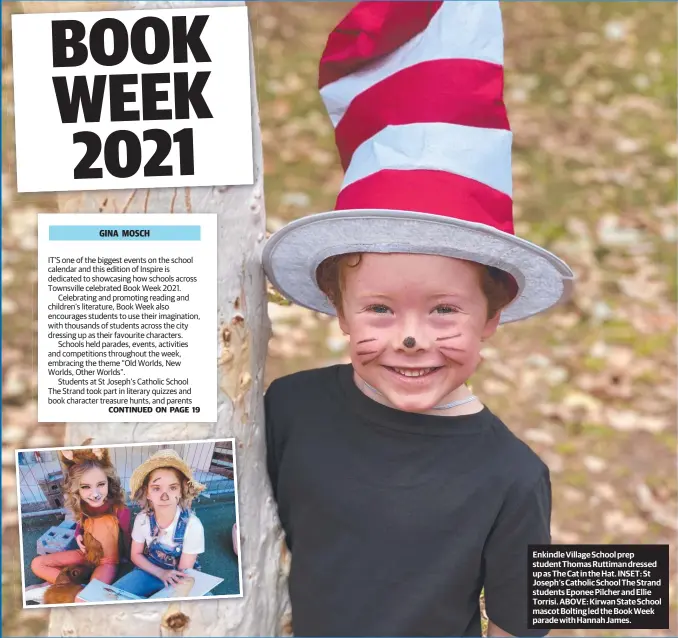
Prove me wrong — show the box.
[263,1,574,323]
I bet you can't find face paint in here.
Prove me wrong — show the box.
[338,254,500,413]
[146,468,183,512]
[355,337,379,360]
[78,467,109,509]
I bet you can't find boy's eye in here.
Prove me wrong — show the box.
[170,485,179,491]
[367,304,391,314]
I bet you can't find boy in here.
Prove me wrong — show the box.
[263,2,574,636]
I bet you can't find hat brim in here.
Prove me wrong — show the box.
[129,456,206,499]
[263,209,574,324]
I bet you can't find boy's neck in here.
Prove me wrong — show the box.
[353,371,484,417]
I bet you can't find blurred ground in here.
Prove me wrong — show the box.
[2,2,677,636]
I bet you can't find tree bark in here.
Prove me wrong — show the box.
[25,1,290,634]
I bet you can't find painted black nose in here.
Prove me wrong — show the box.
[403,336,416,348]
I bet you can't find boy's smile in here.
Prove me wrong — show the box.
[338,253,501,414]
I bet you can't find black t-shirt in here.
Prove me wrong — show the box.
[265,364,551,637]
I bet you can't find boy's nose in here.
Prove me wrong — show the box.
[160,492,169,500]
[393,323,430,352]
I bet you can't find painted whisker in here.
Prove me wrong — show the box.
[439,345,467,353]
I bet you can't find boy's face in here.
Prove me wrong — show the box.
[338,253,501,413]
[146,468,182,510]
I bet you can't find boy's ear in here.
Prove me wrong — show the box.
[481,312,502,340]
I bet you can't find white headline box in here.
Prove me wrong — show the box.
[38,213,217,423]
[12,7,253,192]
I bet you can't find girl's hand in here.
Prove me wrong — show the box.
[156,569,186,587]
[75,534,86,553]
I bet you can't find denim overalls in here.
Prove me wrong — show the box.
[112,508,199,598]
[144,508,201,571]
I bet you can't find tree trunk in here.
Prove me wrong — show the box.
[26,1,290,634]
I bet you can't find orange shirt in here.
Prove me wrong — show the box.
[83,514,120,565]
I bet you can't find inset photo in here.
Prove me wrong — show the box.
[16,439,241,608]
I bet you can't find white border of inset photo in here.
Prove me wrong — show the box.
[16,438,242,609]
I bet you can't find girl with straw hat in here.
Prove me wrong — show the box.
[111,449,206,598]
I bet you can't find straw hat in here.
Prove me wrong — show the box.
[263,1,575,324]
[129,449,206,498]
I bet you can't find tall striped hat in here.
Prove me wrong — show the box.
[263,1,574,323]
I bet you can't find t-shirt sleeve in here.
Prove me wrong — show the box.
[182,515,205,555]
[482,466,552,637]
[131,511,149,545]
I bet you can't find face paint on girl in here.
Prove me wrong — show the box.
[78,467,109,508]
[146,468,182,510]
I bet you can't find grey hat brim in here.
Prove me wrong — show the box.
[263,209,574,324]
